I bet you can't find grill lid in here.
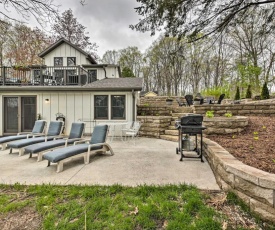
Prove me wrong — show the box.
[180,114,203,126]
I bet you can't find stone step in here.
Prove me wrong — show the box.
[164,130,178,136]
[159,135,178,142]
[168,125,177,130]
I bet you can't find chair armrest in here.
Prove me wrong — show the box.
[31,133,46,137]
[88,143,105,149]
[45,135,62,142]
[54,136,68,140]
[74,139,89,145]
[17,132,31,135]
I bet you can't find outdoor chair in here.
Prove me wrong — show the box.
[0,120,46,151]
[123,121,141,145]
[7,121,63,156]
[24,122,85,162]
[43,124,114,173]
[184,95,193,106]
[176,98,186,107]
[217,94,225,104]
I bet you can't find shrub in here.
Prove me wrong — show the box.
[205,111,214,118]
[224,112,232,118]
[261,82,270,100]
[234,86,240,100]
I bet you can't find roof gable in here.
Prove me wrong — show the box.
[38,38,97,64]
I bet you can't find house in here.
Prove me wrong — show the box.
[0,38,142,136]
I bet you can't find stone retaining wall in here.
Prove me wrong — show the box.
[203,116,249,135]
[194,104,275,116]
[139,96,186,107]
[137,116,172,138]
[203,138,275,223]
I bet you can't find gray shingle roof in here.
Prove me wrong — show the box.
[84,78,143,90]
[38,38,97,64]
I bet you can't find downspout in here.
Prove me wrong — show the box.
[132,89,136,121]
[103,65,107,78]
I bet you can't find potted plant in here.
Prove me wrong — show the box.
[166,97,173,105]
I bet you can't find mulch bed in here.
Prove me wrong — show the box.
[208,116,275,174]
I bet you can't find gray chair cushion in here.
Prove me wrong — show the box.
[0,120,46,144]
[0,135,28,144]
[89,124,108,144]
[8,136,56,148]
[24,122,84,154]
[24,139,67,154]
[47,121,63,136]
[43,143,103,163]
[68,122,85,139]
[32,120,46,134]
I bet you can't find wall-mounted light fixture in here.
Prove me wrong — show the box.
[45,98,50,103]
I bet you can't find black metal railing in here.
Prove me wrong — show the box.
[0,66,92,86]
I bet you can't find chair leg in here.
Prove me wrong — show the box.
[56,162,63,173]
[37,153,43,162]
[1,143,7,150]
[9,148,12,154]
[47,161,51,167]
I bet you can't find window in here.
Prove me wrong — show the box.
[88,69,97,83]
[67,57,76,66]
[111,95,125,119]
[94,95,108,119]
[54,57,63,66]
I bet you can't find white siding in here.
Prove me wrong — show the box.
[0,91,135,136]
[43,43,91,66]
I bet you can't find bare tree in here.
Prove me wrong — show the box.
[0,0,59,26]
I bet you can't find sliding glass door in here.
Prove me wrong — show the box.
[3,96,36,134]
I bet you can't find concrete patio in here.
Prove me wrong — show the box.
[0,137,219,190]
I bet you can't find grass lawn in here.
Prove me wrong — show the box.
[0,183,273,229]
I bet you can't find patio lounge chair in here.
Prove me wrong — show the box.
[217,94,225,104]
[0,120,46,151]
[24,122,85,162]
[176,98,186,107]
[184,95,193,106]
[43,124,114,173]
[7,121,63,156]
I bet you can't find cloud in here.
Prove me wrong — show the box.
[61,0,157,56]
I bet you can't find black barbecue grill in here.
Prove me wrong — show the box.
[175,114,206,162]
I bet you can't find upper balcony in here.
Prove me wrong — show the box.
[0,66,96,86]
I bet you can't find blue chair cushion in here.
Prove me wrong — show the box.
[68,123,85,139]
[43,143,102,163]
[24,138,78,154]
[8,136,56,148]
[32,120,46,133]
[47,121,63,136]
[0,120,46,144]
[0,135,28,144]
[89,124,108,144]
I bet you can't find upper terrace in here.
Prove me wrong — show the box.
[0,66,95,86]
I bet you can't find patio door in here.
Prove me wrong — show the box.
[3,96,36,134]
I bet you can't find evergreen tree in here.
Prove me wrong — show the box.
[121,66,135,78]
[51,9,98,58]
[261,82,270,99]
[234,86,240,100]
[245,85,252,99]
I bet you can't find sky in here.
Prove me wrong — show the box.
[2,0,159,58]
